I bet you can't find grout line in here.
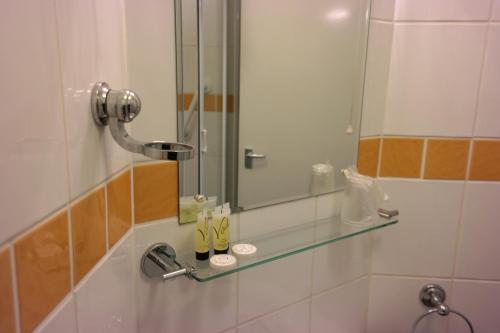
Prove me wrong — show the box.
[73,228,134,292]
[9,245,21,333]
[0,163,129,249]
[66,209,75,290]
[370,273,455,281]
[51,0,73,206]
[465,139,474,181]
[364,271,373,333]
[452,277,500,284]
[235,273,240,330]
[448,180,468,302]
[236,296,312,328]
[70,165,129,206]
[419,137,428,179]
[128,164,140,333]
[133,159,174,167]
[104,184,110,251]
[469,14,492,143]
[376,136,383,178]
[371,18,493,24]
[382,134,474,139]
[312,275,368,299]
[0,204,68,248]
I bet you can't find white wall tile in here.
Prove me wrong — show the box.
[474,24,500,137]
[454,183,500,280]
[394,0,492,21]
[55,0,130,199]
[372,180,463,277]
[238,252,312,323]
[449,280,500,333]
[384,23,487,136]
[493,0,500,21]
[34,296,78,333]
[0,0,68,244]
[239,198,316,239]
[361,21,393,137]
[95,0,128,88]
[311,277,369,333]
[138,274,236,333]
[135,220,237,333]
[371,0,396,20]
[312,235,370,294]
[238,300,310,333]
[75,233,137,333]
[367,276,451,333]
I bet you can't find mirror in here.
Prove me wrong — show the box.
[177,0,371,218]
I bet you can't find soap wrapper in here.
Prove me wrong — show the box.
[340,166,388,226]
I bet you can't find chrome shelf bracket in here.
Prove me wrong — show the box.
[91,82,195,161]
[140,243,194,281]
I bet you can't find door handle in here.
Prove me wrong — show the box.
[245,148,266,169]
[201,129,208,153]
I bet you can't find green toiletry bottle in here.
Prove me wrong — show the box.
[195,210,209,260]
[212,203,230,254]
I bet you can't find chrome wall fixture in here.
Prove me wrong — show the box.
[141,243,194,280]
[412,284,474,333]
[91,82,195,161]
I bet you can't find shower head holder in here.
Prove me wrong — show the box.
[91,82,194,161]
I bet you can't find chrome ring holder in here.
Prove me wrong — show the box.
[412,284,474,333]
[91,82,195,161]
[141,243,194,280]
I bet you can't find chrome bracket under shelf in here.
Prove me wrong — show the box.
[140,243,195,280]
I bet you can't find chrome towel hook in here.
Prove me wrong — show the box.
[412,284,474,333]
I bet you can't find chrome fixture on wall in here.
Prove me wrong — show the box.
[412,284,474,333]
[91,82,195,161]
[141,243,194,280]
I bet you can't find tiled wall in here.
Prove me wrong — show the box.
[360,0,500,331]
[359,137,500,181]
[3,0,500,332]
[0,1,370,333]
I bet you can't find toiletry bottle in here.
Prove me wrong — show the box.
[195,209,209,260]
[212,203,230,254]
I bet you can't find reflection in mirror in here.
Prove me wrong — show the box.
[177,0,371,218]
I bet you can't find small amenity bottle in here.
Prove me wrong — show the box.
[212,203,230,254]
[195,209,209,260]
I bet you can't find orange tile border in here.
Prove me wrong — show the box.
[424,139,470,180]
[358,138,381,177]
[0,248,16,333]
[14,211,70,333]
[134,162,178,224]
[469,140,500,181]
[107,170,132,248]
[179,93,234,112]
[71,187,106,284]
[379,138,424,178]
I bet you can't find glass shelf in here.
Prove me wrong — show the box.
[180,215,398,282]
